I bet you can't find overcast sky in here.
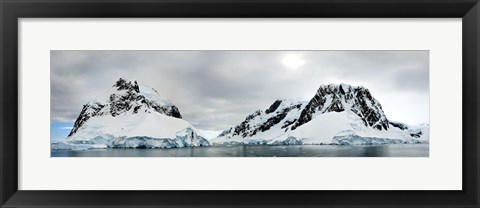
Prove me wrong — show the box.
[51,50,429,138]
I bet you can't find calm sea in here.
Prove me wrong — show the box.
[51,144,429,157]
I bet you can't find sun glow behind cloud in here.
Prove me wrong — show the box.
[281,54,305,71]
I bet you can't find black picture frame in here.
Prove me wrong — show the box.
[1,0,479,207]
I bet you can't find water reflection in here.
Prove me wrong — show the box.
[51,144,429,157]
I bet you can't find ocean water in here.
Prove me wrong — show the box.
[51,144,429,157]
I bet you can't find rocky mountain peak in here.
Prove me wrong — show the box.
[217,84,390,140]
[68,78,182,137]
[113,77,140,93]
[291,83,388,131]
[219,99,305,138]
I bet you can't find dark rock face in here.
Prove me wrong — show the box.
[68,102,104,136]
[68,78,182,137]
[168,106,182,118]
[291,84,389,131]
[389,121,424,138]
[219,100,304,138]
[265,100,282,114]
[114,78,140,93]
[233,110,262,137]
[350,87,388,131]
[218,127,233,137]
[259,103,302,132]
[410,131,422,138]
[389,121,408,130]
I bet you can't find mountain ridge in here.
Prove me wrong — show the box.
[213,83,428,145]
[68,78,182,137]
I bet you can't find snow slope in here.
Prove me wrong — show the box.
[217,99,306,138]
[211,99,306,145]
[273,111,429,145]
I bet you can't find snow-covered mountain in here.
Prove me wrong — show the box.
[212,84,429,145]
[216,99,307,143]
[52,78,210,150]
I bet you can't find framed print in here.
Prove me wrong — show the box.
[1,0,479,208]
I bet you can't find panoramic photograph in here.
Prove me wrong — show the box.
[50,50,429,157]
